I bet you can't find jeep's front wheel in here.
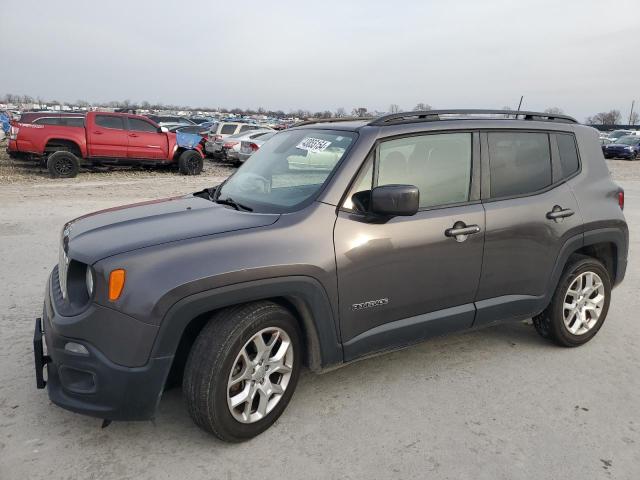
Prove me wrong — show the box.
[533,256,611,347]
[183,302,302,442]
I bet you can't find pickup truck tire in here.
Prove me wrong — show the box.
[183,301,302,442]
[533,255,611,347]
[178,150,203,175]
[47,151,80,178]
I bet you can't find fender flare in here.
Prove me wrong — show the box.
[149,276,343,372]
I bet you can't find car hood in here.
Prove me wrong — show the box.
[65,194,280,263]
[605,143,634,148]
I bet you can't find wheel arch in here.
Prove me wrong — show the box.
[156,276,343,386]
[44,138,83,158]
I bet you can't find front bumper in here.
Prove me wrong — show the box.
[34,273,173,421]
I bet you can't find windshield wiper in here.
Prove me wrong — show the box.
[215,197,253,212]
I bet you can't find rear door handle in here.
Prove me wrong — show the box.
[445,222,481,242]
[546,206,574,221]
[129,133,138,137]
[93,130,103,135]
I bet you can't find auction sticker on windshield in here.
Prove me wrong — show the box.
[296,137,332,152]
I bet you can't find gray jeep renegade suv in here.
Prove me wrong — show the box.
[34,110,628,442]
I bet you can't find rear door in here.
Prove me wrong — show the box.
[88,114,128,158]
[126,117,168,159]
[474,130,582,326]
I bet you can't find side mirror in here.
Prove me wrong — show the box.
[159,126,169,133]
[370,185,419,217]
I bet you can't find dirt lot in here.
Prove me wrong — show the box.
[1,144,639,479]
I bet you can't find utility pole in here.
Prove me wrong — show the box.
[516,96,524,112]
[629,100,635,125]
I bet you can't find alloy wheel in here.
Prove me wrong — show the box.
[227,327,294,423]
[562,271,605,335]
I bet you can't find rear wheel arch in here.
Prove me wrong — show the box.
[44,138,83,158]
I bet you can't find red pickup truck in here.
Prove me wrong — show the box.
[7,111,204,178]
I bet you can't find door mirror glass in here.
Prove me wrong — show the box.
[159,126,169,133]
[370,185,419,216]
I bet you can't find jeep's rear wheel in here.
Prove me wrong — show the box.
[183,302,302,442]
[178,150,203,175]
[47,151,79,178]
[533,256,611,347]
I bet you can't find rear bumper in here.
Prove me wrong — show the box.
[35,273,173,421]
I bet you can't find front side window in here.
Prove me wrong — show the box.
[343,132,472,211]
[488,132,551,198]
[216,129,356,213]
[128,118,158,132]
[95,115,125,130]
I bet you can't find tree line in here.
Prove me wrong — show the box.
[2,93,638,124]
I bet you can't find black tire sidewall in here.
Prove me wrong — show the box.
[47,151,79,178]
[550,258,611,346]
[207,307,302,441]
[179,150,203,175]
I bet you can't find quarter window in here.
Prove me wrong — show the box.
[128,118,158,132]
[556,133,580,178]
[488,132,551,198]
[95,115,125,130]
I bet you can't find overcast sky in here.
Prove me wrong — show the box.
[1,0,639,120]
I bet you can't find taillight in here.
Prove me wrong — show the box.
[618,190,624,210]
[223,141,239,149]
[9,125,18,140]
[214,134,222,142]
[249,142,259,152]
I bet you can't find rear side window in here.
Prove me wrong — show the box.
[128,118,158,132]
[34,117,61,125]
[556,133,580,177]
[239,125,257,133]
[220,124,237,135]
[488,132,551,198]
[95,115,125,130]
[65,117,85,127]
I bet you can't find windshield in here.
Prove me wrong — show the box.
[616,136,639,145]
[610,130,630,139]
[216,129,357,213]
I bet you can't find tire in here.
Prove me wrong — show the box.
[533,255,611,347]
[183,301,302,442]
[178,150,203,175]
[46,151,79,178]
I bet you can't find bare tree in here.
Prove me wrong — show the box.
[586,110,622,125]
[352,107,369,117]
[630,111,640,125]
[388,104,401,114]
[413,103,431,111]
[335,107,346,117]
[544,107,564,115]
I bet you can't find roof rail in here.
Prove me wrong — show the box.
[369,109,578,126]
[293,116,373,127]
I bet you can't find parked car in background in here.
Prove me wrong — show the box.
[8,111,204,177]
[607,129,633,142]
[602,135,640,159]
[238,131,277,163]
[205,123,273,156]
[145,114,195,126]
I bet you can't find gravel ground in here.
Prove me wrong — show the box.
[1,143,639,479]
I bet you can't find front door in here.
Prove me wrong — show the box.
[474,130,583,326]
[334,131,485,360]
[126,117,168,159]
[89,114,128,158]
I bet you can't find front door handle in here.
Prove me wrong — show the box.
[129,133,138,137]
[93,130,103,135]
[445,221,481,242]
[546,206,574,222]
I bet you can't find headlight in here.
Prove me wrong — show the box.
[626,146,634,150]
[85,266,94,297]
